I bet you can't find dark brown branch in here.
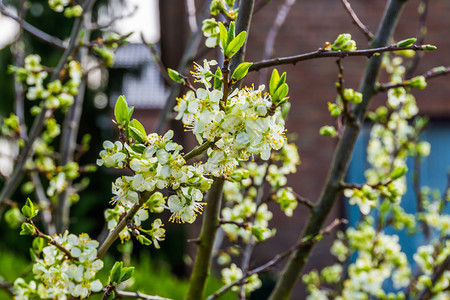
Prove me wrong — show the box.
[405,0,429,79]
[250,44,431,72]
[0,2,65,49]
[206,219,347,300]
[340,0,374,41]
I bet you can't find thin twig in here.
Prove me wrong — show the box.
[141,33,172,85]
[340,0,374,41]
[30,172,56,235]
[258,0,296,84]
[113,289,173,300]
[30,220,75,260]
[291,190,315,210]
[405,0,430,79]
[377,65,450,92]
[0,2,65,49]
[207,219,347,300]
[12,0,27,140]
[250,44,433,72]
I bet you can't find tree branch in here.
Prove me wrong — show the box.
[97,190,153,259]
[0,0,95,212]
[378,65,450,92]
[268,1,409,299]
[250,44,433,72]
[186,177,225,300]
[113,289,173,300]
[207,219,347,300]
[0,2,65,49]
[340,0,374,41]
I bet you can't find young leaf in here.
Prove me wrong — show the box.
[231,62,253,81]
[270,69,280,96]
[214,66,223,89]
[114,96,129,125]
[226,31,247,58]
[275,72,287,92]
[218,22,228,53]
[119,267,135,283]
[129,119,147,143]
[227,21,236,47]
[20,222,36,236]
[110,261,123,284]
[22,198,38,219]
[167,68,185,84]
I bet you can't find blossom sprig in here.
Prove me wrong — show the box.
[8,55,82,112]
[15,203,103,299]
[306,220,411,299]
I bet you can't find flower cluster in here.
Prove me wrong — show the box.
[304,220,411,299]
[98,129,213,225]
[13,232,103,299]
[9,55,82,111]
[221,263,261,294]
[175,63,287,176]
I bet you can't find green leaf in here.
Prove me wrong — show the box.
[389,165,408,180]
[22,198,38,219]
[274,83,289,102]
[225,31,247,58]
[213,67,223,89]
[114,96,129,125]
[119,267,135,283]
[20,222,36,236]
[129,119,147,143]
[251,226,265,242]
[110,261,123,284]
[275,72,287,92]
[396,37,416,47]
[218,22,228,53]
[269,69,280,96]
[231,62,253,81]
[226,21,236,47]
[32,237,45,254]
[167,68,185,84]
